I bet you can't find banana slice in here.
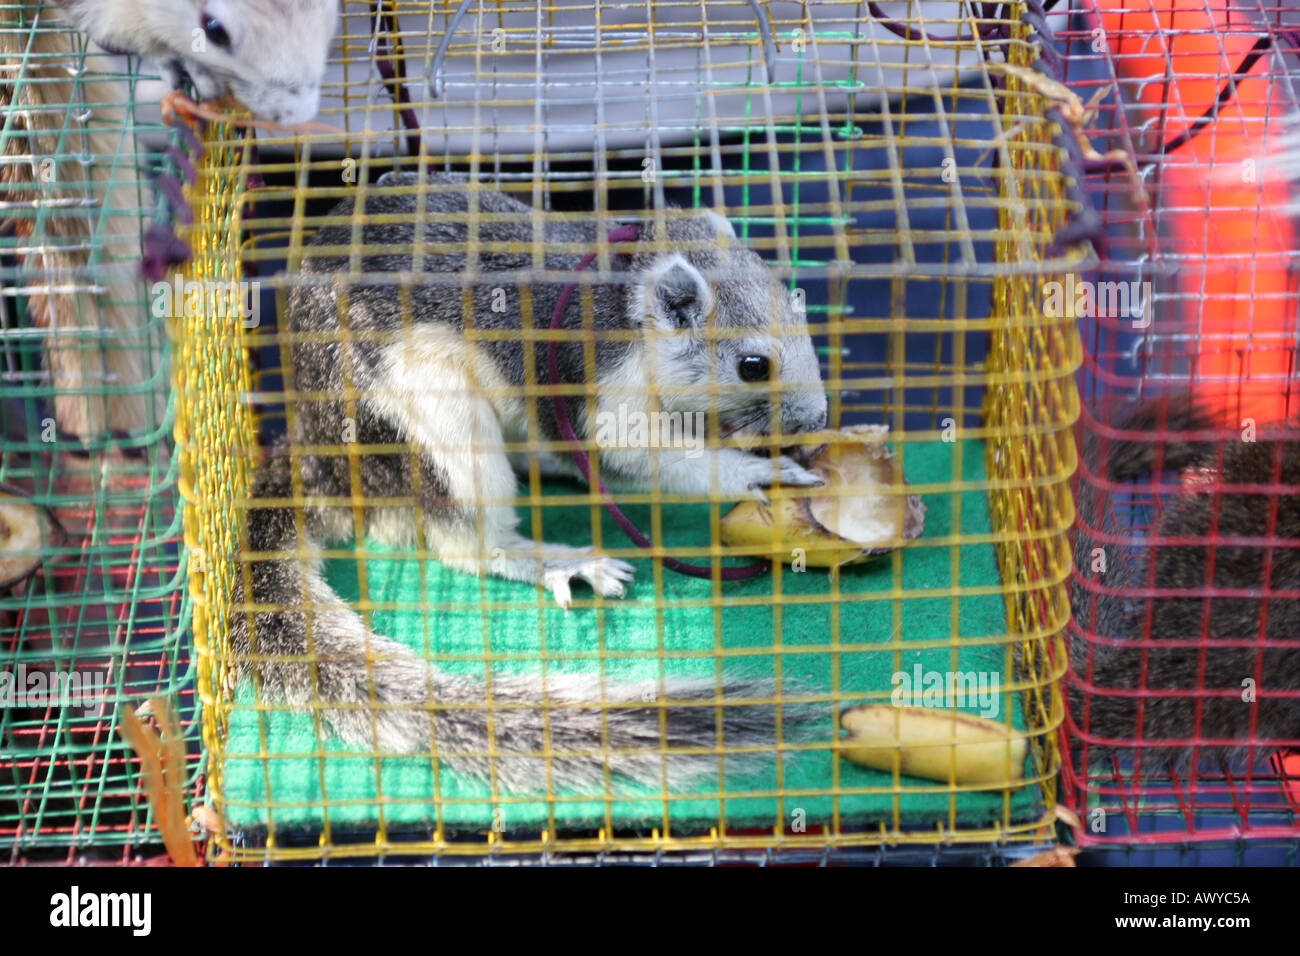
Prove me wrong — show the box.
[719,424,925,567]
[0,488,65,589]
[839,705,1028,785]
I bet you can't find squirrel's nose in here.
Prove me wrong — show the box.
[783,404,828,434]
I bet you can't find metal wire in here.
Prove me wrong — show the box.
[7,0,1089,865]
[1057,0,1300,850]
[0,1,198,861]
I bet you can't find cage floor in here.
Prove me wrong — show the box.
[216,438,1038,835]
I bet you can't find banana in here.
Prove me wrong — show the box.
[720,424,925,567]
[0,487,65,589]
[839,705,1028,785]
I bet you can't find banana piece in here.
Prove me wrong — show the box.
[0,488,65,589]
[839,705,1028,785]
[720,424,925,568]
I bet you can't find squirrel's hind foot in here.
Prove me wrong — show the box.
[469,538,637,608]
[540,550,636,609]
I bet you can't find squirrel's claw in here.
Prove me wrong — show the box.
[775,456,827,488]
[542,555,635,608]
[747,455,826,502]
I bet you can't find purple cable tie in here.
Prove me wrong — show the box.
[153,173,192,224]
[141,222,192,283]
[162,146,197,186]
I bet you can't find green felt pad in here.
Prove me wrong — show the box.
[218,439,1040,834]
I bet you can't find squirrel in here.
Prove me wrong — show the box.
[0,1,335,442]
[1,4,160,440]
[232,173,829,792]
[49,0,339,123]
[1069,396,1300,772]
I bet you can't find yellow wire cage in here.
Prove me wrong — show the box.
[171,0,1086,864]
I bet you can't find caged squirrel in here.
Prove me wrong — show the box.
[1069,396,1300,771]
[50,0,339,124]
[233,173,829,792]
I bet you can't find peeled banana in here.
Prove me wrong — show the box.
[839,704,1028,785]
[720,424,925,568]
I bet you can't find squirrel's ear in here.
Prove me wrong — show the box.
[702,209,737,240]
[645,256,708,331]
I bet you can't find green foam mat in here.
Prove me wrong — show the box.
[217,439,1040,833]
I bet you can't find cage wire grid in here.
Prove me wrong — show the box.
[152,0,1092,866]
[1051,0,1300,854]
[1,3,201,863]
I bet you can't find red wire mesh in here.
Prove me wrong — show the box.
[1,467,201,864]
[1056,0,1300,847]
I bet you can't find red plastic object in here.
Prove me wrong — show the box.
[1091,0,1298,427]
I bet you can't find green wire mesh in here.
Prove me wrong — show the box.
[1,2,198,861]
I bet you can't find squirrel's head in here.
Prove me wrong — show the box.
[148,0,339,125]
[627,211,828,446]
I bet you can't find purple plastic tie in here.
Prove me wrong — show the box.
[162,146,197,186]
[153,173,193,225]
[141,223,192,282]
[374,43,422,157]
[370,1,423,157]
[244,139,266,193]
[169,118,202,155]
[1276,30,1300,56]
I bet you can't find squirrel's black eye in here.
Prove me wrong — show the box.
[738,355,770,382]
[202,16,231,49]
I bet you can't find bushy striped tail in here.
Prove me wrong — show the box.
[230,451,821,792]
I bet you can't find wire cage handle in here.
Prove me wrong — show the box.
[427,0,779,97]
[546,224,771,581]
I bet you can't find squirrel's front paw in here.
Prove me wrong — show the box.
[542,553,636,609]
[743,454,825,503]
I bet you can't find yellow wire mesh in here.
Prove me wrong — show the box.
[171,133,257,854]
[171,1,1086,864]
[982,29,1082,826]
